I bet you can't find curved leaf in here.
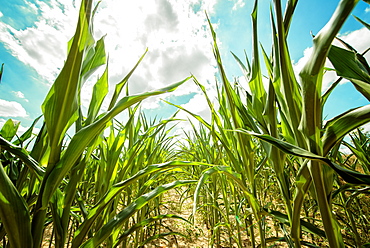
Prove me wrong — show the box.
[0,161,32,247]
[85,65,109,125]
[13,115,42,147]
[0,136,44,179]
[0,119,20,141]
[328,45,370,100]
[107,49,148,110]
[263,208,326,238]
[81,35,106,80]
[41,0,94,152]
[237,129,370,185]
[322,104,370,154]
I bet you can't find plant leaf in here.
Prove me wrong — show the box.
[263,208,326,238]
[107,49,148,110]
[0,136,44,179]
[42,77,190,209]
[0,161,32,247]
[236,129,370,185]
[81,35,106,80]
[0,63,4,83]
[41,0,94,160]
[73,161,204,247]
[85,65,109,125]
[322,104,370,154]
[0,119,20,141]
[354,15,370,30]
[79,180,196,248]
[13,115,42,146]
[328,45,370,100]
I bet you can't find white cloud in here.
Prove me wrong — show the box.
[232,0,245,11]
[86,0,218,112]
[0,99,28,117]
[1,0,218,113]
[337,27,370,54]
[294,27,370,91]
[0,11,3,18]
[12,91,29,102]
[20,1,39,16]
[361,122,370,133]
[0,118,6,127]
[339,144,351,155]
[0,0,78,83]
[365,7,370,13]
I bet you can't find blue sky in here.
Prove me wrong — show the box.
[0,0,369,134]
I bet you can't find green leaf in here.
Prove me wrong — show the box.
[263,208,326,238]
[236,129,370,185]
[273,0,303,143]
[42,77,190,209]
[85,65,109,125]
[0,136,44,179]
[72,161,204,247]
[328,45,370,100]
[249,0,267,116]
[322,105,370,155]
[0,63,4,83]
[79,180,196,248]
[231,51,251,81]
[14,115,42,146]
[81,35,107,80]
[328,45,370,81]
[193,165,260,225]
[0,119,20,141]
[0,161,32,247]
[282,0,299,33]
[353,15,370,30]
[41,0,94,152]
[107,49,148,110]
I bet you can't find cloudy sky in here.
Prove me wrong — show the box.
[0,0,369,135]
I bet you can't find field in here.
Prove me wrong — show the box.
[1,0,370,247]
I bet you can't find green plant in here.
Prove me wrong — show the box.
[0,1,197,247]
[1,0,370,247]
[174,0,370,247]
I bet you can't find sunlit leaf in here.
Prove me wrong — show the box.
[0,119,20,142]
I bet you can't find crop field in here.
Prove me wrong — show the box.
[0,0,370,247]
